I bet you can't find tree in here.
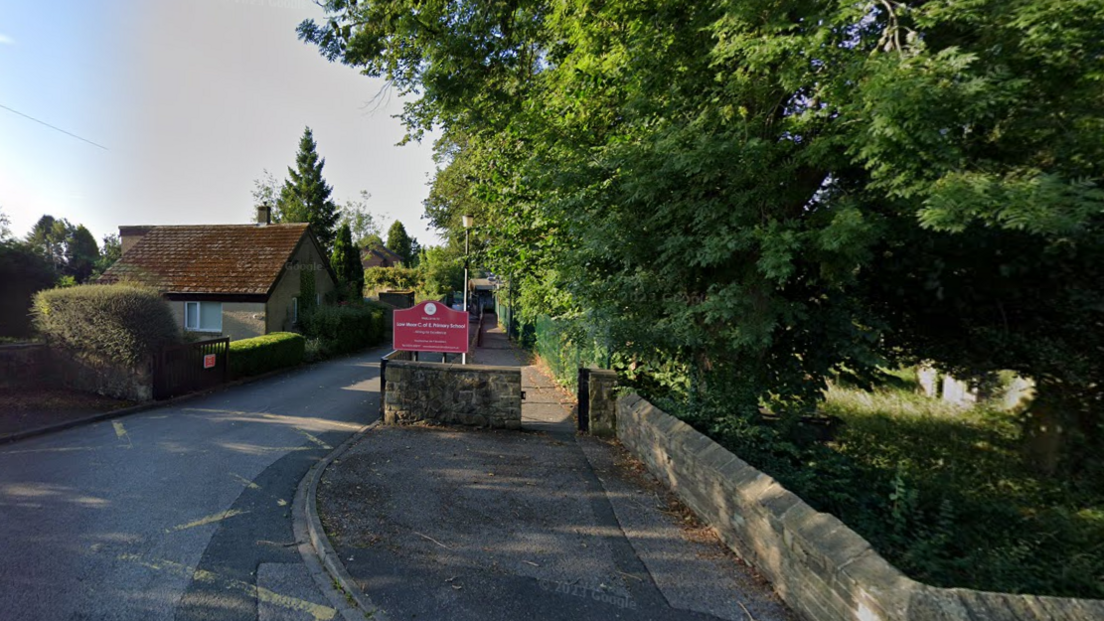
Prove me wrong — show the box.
[303,0,1104,465]
[339,191,381,247]
[0,207,11,244]
[418,245,463,296]
[26,215,71,272]
[386,221,413,265]
[65,225,99,283]
[278,127,340,253]
[329,223,364,300]
[94,234,122,278]
[0,243,56,338]
[251,169,280,220]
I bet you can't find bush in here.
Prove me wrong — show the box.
[229,332,305,379]
[32,284,179,367]
[364,267,420,293]
[300,303,385,356]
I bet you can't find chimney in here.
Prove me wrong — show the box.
[118,225,154,255]
[256,204,272,226]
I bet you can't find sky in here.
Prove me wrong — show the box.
[0,0,442,247]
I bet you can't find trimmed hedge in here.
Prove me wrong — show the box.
[32,284,180,367]
[301,304,385,356]
[229,332,305,379]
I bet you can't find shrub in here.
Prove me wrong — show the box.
[364,266,420,292]
[300,303,385,356]
[229,332,305,379]
[32,284,180,367]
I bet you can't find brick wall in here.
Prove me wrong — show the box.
[616,394,1104,621]
[383,360,522,429]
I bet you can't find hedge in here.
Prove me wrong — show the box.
[32,284,180,367]
[301,304,385,355]
[229,332,305,379]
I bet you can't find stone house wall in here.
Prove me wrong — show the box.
[616,393,1104,621]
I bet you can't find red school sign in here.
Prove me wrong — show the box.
[393,300,469,354]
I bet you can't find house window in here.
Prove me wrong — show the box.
[291,297,298,324]
[184,301,222,332]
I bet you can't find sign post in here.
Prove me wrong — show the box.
[393,301,469,356]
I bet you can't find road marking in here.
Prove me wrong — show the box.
[112,421,132,448]
[166,509,247,533]
[117,554,335,620]
[297,430,332,450]
[229,473,261,490]
[229,473,288,507]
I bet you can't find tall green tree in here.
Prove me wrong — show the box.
[94,234,122,278]
[279,127,340,253]
[26,215,71,272]
[339,191,381,248]
[302,0,1104,464]
[65,225,99,283]
[386,221,413,265]
[329,223,364,300]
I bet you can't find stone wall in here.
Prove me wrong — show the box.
[616,394,1104,621]
[0,344,50,390]
[383,360,522,429]
[0,343,151,401]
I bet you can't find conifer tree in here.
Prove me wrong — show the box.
[386,221,413,265]
[279,127,340,253]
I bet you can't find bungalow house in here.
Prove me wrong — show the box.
[361,244,404,269]
[98,207,337,341]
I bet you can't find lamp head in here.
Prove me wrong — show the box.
[462,214,474,228]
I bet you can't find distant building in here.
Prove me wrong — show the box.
[361,244,405,269]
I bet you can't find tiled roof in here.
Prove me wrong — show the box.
[361,245,404,268]
[98,224,311,295]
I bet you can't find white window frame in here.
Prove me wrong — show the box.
[184,301,223,333]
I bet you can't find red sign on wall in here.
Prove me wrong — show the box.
[203,354,217,369]
[393,301,469,354]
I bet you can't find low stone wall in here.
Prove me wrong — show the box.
[0,344,50,390]
[383,360,522,429]
[616,394,1104,621]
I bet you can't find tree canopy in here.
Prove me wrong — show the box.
[278,127,340,253]
[302,0,1104,466]
[386,221,414,265]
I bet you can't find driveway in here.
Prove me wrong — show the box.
[0,345,388,621]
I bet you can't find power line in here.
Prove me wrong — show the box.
[0,103,108,150]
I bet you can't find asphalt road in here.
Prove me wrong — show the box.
[0,346,388,621]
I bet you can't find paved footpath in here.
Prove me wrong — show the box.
[317,317,793,621]
[0,345,391,621]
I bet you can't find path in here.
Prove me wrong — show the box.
[316,315,793,621]
[0,345,390,621]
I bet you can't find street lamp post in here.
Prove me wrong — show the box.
[462,214,474,365]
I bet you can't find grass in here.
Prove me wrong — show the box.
[812,382,1104,598]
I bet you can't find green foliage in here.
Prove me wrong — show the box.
[363,266,420,293]
[532,315,608,391]
[417,246,463,297]
[660,382,1103,598]
[0,243,57,338]
[300,303,385,356]
[32,284,180,367]
[278,127,340,253]
[93,233,122,279]
[339,191,380,248]
[229,332,305,379]
[385,221,413,265]
[304,0,1104,470]
[329,223,364,300]
[299,269,317,316]
[65,225,98,283]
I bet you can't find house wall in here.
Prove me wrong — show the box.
[169,301,266,342]
[266,241,336,333]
